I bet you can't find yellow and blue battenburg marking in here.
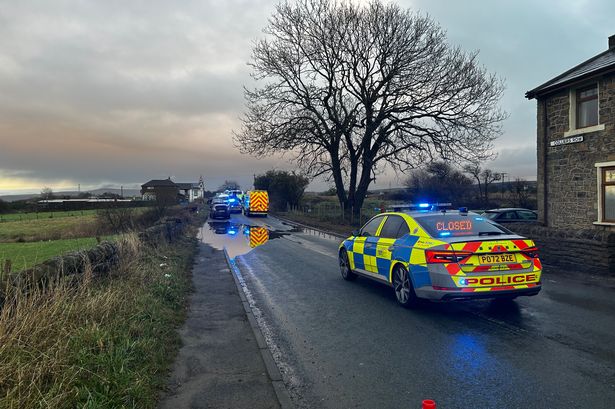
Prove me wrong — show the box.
[339,211,542,299]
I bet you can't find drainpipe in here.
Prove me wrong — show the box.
[542,98,549,227]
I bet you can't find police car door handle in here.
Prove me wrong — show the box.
[388,246,395,252]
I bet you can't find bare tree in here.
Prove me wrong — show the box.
[405,161,472,204]
[463,164,501,206]
[217,180,241,192]
[510,177,531,208]
[40,187,54,200]
[235,0,505,217]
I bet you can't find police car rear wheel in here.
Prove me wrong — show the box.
[339,250,357,281]
[393,265,418,308]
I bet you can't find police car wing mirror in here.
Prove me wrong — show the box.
[352,229,360,237]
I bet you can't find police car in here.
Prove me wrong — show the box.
[224,190,244,213]
[338,204,542,308]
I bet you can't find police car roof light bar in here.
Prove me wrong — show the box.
[389,203,452,212]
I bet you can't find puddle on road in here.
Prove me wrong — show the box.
[199,219,343,260]
[199,220,288,259]
[279,222,343,242]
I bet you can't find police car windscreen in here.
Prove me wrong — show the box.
[415,215,508,238]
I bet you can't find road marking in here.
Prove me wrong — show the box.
[280,235,338,259]
[224,249,299,408]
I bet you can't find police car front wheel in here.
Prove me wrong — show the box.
[339,250,357,281]
[393,265,419,308]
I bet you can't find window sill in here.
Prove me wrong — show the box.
[593,221,615,226]
[564,124,605,137]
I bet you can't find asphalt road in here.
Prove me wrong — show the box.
[200,213,615,409]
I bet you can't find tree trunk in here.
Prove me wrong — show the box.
[353,155,374,219]
[330,149,349,214]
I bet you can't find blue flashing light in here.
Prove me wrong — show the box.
[229,198,236,202]
[459,278,467,286]
[227,229,237,235]
[418,203,430,208]
[474,217,484,221]
[439,231,452,237]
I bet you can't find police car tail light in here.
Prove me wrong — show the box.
[425,250,471,264]
[521,246,539,258]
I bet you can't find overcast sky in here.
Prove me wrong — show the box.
[0,0,613,195]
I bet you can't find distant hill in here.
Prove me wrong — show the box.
[0,188,141,202]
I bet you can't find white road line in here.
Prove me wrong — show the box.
[225,250,303,401]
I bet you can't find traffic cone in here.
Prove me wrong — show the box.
[422,399,436,409]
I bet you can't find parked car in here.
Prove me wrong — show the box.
[482,208,538,223]
[338,206,542,308]
[210,195,231,219]
[224,190,243,213]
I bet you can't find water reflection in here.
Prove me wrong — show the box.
[200,221,277,259]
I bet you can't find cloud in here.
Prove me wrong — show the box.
[0,0,279,194]
[0,0,613,194]
[490,145,537,180]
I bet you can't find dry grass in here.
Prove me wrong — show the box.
[0,237,115,273]
[0,216,98,243]
[0,233,195,408]
[0,208,154,243]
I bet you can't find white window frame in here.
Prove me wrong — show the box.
[564,83,605,137]
[594,161,615,226]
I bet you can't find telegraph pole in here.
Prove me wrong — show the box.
[500,172,507,192]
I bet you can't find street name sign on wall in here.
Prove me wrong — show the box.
[549,136,584,147]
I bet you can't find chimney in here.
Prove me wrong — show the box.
[610,34,615,50]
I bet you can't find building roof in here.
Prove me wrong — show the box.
[526,36,615,99]
[141,179,177,188]
[176,182,199,190]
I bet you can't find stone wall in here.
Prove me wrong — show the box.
[138,216,187,244]
[510,223,615,275]
[536,74,615,230]
[9,241,121,289]
[7,216,190,291]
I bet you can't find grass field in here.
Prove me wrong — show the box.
[0,237,115,272]
[0,234,197,408]
[0,214,97,242]
[0,207,155,271]
[0,208,154,243]
[0,210,98,222]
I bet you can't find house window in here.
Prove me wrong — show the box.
[603,167,615,222]
[576,84,598,128]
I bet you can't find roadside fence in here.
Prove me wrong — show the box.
[286,201,381,226]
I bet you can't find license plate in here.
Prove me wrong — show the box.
[479,253,516,264]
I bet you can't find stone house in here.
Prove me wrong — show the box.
[140,179,180,205]
[141,177,205,204]
[524,35,615,274]
[176,182,205,203]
